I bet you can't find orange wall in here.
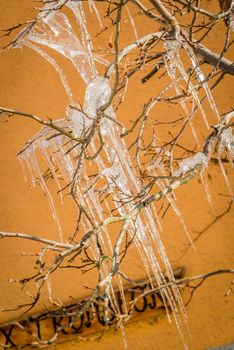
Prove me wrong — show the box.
[0,1,234,349]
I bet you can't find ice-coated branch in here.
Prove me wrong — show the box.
[105,31,234,83]
[3,116,228,297]
[105,32,162,77]
[130,268,234,309]
[1,1,234,346]
[149,0,180,35]
[194,43,234,76]
[174,0,234,20]
[3,0,70,49]
[99,0,124,112]
[0,231,72,249]
[0,107,79,142]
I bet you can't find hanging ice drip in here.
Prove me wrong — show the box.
[15,0,188,339]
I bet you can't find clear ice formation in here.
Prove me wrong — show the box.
[220,127,234,156]
[173,152,208,177]
[16,0,193,335]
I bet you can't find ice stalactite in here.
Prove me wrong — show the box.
[16,0,188,340]
[126,4,138,41]
[164,35,223,212]
[164,40,200,145]
[25,41,74,103]
[182,40,220,123]
[217,120,234,198]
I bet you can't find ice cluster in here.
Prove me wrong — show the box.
[70,77,111,138]
[173,152,208,177]
[15,0,189,334]
[84,77,111,117]
[220,127,234,156]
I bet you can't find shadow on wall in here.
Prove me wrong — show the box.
[208,343,234,350]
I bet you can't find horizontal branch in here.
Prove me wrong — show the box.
[105,32,162,77]
[175,0,215,18]
[174,0,233,19]
[105,30,234,78]
[0,106,79,142]
[195,43,234,76]
[149,0,180,34]
[131,268,234,306]
[0,231,73,249]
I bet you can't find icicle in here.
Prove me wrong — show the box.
[23,153,37,187]
[40,142,64,204]
[15,4,190,342]
[126,4,138,40]
[51,138,74,182]
[199,170,212,205]
[157,178,195,250]
[116,274,128,316]
[217,154,233,198]
[25,42,74,103]
[66,1,99,80]
[88,0,103,27]
[30,150,63,242]
[18,157,28,183]
[182,41,220,122]
[164,42,200,145]
[27,11,97,84]
[174,49,210,129]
